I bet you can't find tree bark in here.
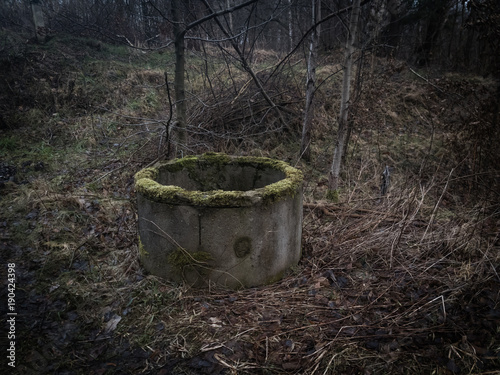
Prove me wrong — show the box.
[288,0,293,52]
[415,0,451,66]
[227,0,233,31]
[31,0,46,43]
[171,0,187,155]
[300,0,320,162]
[168,0,260,156]
[328,0,361,194]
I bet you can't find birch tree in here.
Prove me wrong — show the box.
[288,0,293,52]
[328,0,361,198]
[31,0,46,43]
[300,0,320,161]
[171,0,187,155]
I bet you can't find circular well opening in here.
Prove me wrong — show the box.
[134,153,303,207]
[158,161,286,192]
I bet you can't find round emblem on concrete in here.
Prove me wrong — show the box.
[234,237,252,258]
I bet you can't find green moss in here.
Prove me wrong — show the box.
[198,152,232,167]
[138,237,148,258]
[162,155,199,173]
[167,247,213,269]
[162,153,232,174]
[262,165,303,204]
[135,177,247,206]
[326,189,340,203]
[0,136,18,153]
[134,153,303,207]
[135,179,184,201]
[134,167,158,183]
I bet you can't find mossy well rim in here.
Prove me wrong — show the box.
[134,153,303,207]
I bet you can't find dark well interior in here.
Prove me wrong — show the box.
[157,162,286,192]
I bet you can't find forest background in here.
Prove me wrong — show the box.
[0,0,499,374]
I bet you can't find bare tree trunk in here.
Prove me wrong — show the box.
[300,0,320,162]
[31,0,46,43]
[171,0,187,156]
[328,0,361,196]
[288,0,293,52]
[414,0,451,66]
[226,0,233,31]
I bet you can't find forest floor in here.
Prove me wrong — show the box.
[1,32,499,374]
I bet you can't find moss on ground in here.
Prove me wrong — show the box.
[138,237,148,258]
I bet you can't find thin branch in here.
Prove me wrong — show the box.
[409,67,446,93]
[269,0,373,78]
[420,168,455,243]
[183,0,259,36]
[200,0,286,127]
